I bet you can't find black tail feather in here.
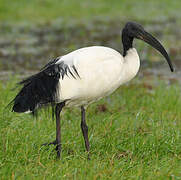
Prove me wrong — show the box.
[12,70,59,113]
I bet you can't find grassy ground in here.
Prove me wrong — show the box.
[0,79,181,179]
[1,0,181,179]
[0,0,181,24]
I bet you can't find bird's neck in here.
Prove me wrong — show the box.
[122,28,134,57]
[122,48,140,83]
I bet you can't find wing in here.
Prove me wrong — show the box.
[41,56,80,80]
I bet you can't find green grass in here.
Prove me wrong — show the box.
[0,0,181,179]
[0,0,181,24]
[0,79,181,179]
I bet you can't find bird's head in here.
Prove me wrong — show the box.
[122,22,174,72]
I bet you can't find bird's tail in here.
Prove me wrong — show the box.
[12,71,60,113]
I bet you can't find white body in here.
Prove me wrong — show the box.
[56,46,140,107]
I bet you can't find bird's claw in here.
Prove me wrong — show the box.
[41,140,61,159]
[41,140,57,146]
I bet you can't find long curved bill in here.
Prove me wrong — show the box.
[137,31,174,72]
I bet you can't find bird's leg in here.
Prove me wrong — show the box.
[54,102,65,158]
[42,102,65,159]
[80,106,90,159]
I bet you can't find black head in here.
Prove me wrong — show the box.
[122,22,174,72]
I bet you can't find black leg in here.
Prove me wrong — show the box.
[81,106,90,159]
[55,102,65,158]
[42,102,65,158]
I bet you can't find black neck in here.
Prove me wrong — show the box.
[122,28,134,57]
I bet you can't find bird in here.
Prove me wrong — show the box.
[11,22,174,159]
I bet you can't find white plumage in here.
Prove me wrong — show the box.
[57,46,140,107]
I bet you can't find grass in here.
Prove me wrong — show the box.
[0,0,181,24]
[0,0,181,179]
[0,78,181,179]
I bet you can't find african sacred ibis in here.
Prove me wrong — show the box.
[11,22,174,159]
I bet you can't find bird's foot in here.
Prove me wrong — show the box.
[42,140,57,146]
[41,140,61,159]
